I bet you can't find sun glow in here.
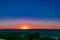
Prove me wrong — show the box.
[21,25,29,29]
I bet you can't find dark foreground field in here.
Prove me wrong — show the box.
[0,29,60,40]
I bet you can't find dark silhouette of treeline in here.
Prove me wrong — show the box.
[0,32,60,40]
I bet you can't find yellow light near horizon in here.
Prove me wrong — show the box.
[21,25,29,29]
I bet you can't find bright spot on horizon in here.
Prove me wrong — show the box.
[21,25,29,29]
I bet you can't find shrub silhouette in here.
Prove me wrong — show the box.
[50,38,56,40]
[40,36,50,40]
[58,37,60,40]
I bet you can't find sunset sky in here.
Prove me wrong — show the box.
[0,0,60,29]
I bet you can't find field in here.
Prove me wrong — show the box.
[0,29,60,40]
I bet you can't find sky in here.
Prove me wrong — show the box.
[0,0,60,29]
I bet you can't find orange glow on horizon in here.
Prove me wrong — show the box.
[0,23,60,29]
[18,23,31,29]
[21,25,29,29]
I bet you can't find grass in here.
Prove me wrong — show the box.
[0,32,60,40]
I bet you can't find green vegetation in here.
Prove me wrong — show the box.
[0,32,59,40]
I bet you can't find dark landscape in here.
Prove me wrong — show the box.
[0,29,60,40]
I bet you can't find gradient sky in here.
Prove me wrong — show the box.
[0,0,60,29]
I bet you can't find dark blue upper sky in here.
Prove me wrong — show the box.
[0,0,60,19]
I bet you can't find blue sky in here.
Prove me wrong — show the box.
[0,0,60,20]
